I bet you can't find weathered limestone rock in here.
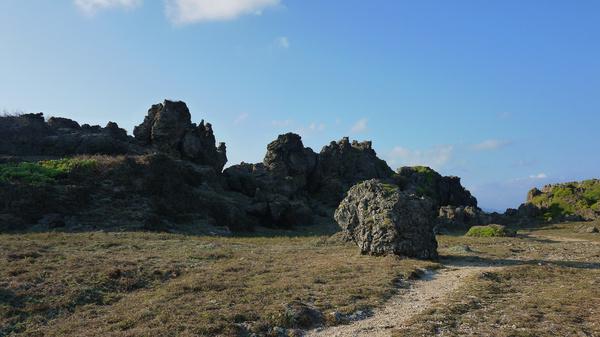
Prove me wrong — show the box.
[335,179,438,259]
[133,100,227,171]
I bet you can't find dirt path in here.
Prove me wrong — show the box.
[305,265,496,337]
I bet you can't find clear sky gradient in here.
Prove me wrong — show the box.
[1,0,599,211]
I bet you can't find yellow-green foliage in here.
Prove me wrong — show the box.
[530,180,600,220]
[465,225,515,237]
[0,158,97,185]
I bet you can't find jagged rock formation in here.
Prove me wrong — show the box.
[437,205,491,230]
[0,112,140,156]
[314,138,395,205]
[393,166,486,230]
[0,99,481,234]
[223,133,395,226]
[133,100,227,171]
[334,180,438,259]
[397,166,477,208]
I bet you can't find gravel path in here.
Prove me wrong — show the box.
[305,265,495,337]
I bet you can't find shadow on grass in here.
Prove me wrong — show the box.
[440,254,600,270]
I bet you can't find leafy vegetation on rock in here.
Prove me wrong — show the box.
[528,179,600,221]
[0,158,97,185]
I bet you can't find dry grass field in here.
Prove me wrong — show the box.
[1,222,599,337]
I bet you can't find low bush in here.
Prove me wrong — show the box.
[465,224,515,237]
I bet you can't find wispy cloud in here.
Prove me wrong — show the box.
[350,118,368,133]
[529,173,548,179]
[166,0,280,25]
[233,112,249,125]
[74,0,141,15]
[387,145,454,170]
[276,36,290,49]
[308,122,325,132]
[472,139,511,151]
[498,112,512,120]
[271,119,293,128]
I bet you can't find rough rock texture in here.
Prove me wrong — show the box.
[0,100,485,233]
[335,180,438,259]
[315,138,394,205]
[133,100,227,171]
[437,205,492,230]
[223,133,396,227]
[281,301,324,329]
[0,113,139,156]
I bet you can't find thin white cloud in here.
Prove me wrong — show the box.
[166,0,280,25]
[388,145,454,170]
[271,119,293,128]
[276,36,290,49]
[529,173,548,179]
[233,112,249,125]
[498,112,512,120]
[74,0,141,15]
[350,118,368,133]
[308,122,325,132]
[472,139,511,151]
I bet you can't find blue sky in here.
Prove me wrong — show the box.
[1,0,599,211]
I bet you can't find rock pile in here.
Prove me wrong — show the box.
[334,180,438,259]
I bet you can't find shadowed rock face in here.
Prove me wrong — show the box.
[0,113,139,156]
[0,100,481,234]
[335,179,438,259]
[314,138,394,205]
[134,100,227,171]
[397,166,477,208]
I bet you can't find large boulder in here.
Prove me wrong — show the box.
[335,179,438,259]
[133,100,227,171]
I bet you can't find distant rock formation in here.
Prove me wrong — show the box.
[314,138,395,205]
[519,180,600,222]
[335,180,438,259]
[397,166,477,208]
[0,112,140,156]
[223,133,396,226]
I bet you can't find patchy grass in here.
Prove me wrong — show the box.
[0,158,97,185]
[395,223,600,337]
[394,265,600,337]
[0,231,435,336]
[465,224,515,237]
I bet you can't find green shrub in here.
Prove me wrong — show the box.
[465,225,515,238]
[0,158,97,185]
